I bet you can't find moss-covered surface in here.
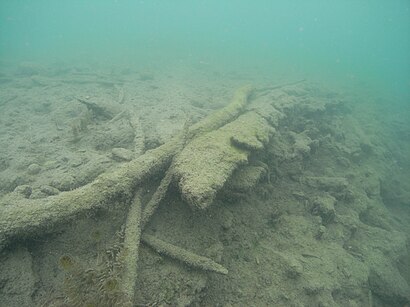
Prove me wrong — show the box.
[0,65,409,307]
[0,137,180,250]
[174,111,273,209]
[230,111,274,151]
[142,234,228,275]
[225,165,266,192]
[187,85,252,138]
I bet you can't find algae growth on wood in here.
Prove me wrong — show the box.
[174,110,274,209]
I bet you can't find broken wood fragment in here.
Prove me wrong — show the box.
[121,191,143,303]
[0,86,254,251]
[142,234,228,275]
[75,97,116,120]
[141,170,174,230]
[174,110,274,209]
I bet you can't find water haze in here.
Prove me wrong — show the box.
[0,1,409,306]
[1,0,409,100]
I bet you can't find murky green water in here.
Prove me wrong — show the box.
[0,1,409,306]
[1,1,409,99]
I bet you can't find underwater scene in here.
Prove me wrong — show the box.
[0,1,409,306]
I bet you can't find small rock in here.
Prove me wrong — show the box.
[27,163,41,175]
[286,257,303,278]
[14,185,32,198]
[111,147,133,161]
[29,190,48,199]
[50,175,76,191]
[311,194,336,224]
[40,185,60,196]
[221,210,234,230]
[69,158,84,167]
[316,225,327,240]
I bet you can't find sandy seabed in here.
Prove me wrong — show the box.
[0,61,409,306]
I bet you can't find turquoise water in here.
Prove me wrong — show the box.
[1,1,409,100]
[1,1,410,306]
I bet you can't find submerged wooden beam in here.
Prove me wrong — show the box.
[0,86,253,251]
[0,139,178,251]
[174,110,274,209]
[142,234,228,275]
[121,191,143,303]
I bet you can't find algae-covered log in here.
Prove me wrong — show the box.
[141,169,174,229]
[0,86,254,250]
[174,111,274,210]
[187,85,252,138]
[121,191,142,303]
[142,234,228,275]
[0,139,180,250]
[226,165,267,192]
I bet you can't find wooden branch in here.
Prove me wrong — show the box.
[0,139,179,251]
[75,97,116,120]
[121,191,143,303]
[0,86,253,251]
[141,234,228,275]
[140,169,174,230]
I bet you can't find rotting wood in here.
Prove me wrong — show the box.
[141,234,228,275]
[0,86,254,251]
[174,110,274,209]
[0,138,181,251]
[121,190,143,303]
[0,81,306,251]
[75,97,116,120]
[140,168,174,230]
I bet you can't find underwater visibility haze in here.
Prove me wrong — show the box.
[0,1,409,306]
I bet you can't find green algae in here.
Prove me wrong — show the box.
[174,111,273,209]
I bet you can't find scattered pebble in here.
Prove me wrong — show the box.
[29,190,48,199]
[27,163,41,175]
[286,257,304,278]
[111,147,133,161]
[14,184,32,198]
[40,185,60,196]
